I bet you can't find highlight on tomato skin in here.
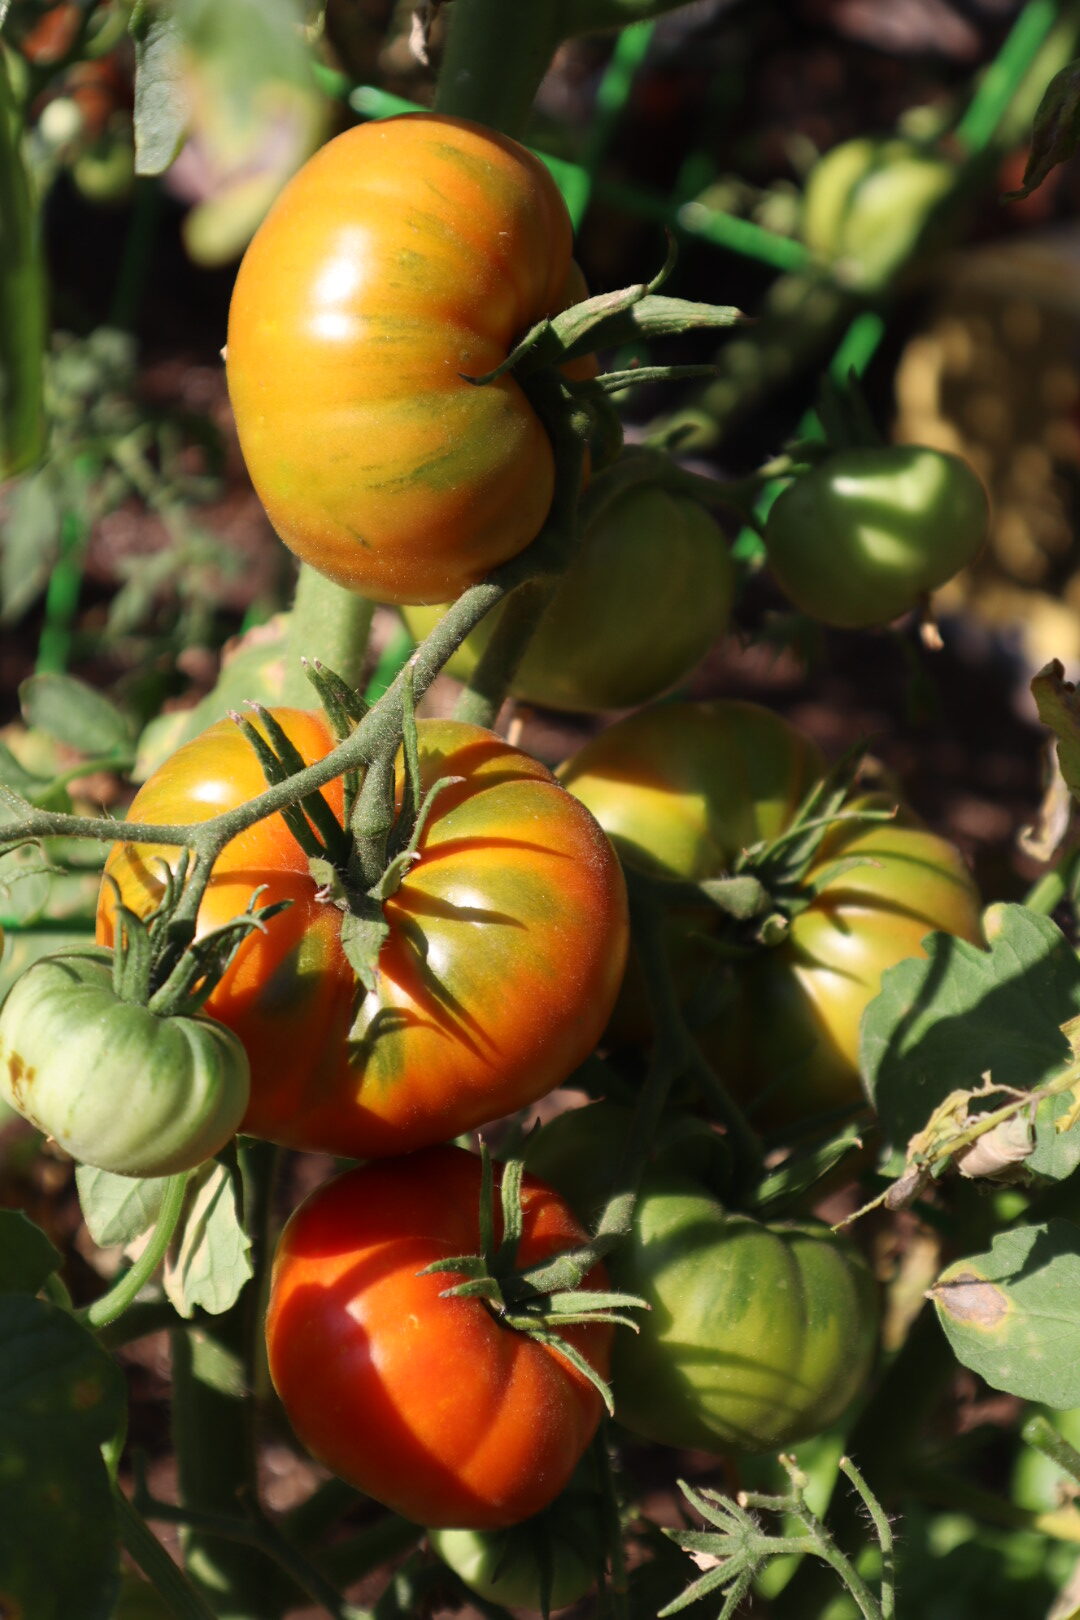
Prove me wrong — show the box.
[96,711,630,1159]
[264,1146,614,1529]
[225,111,589,605]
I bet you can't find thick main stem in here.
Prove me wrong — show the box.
[434,0,565,138]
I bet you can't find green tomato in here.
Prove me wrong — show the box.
[402,481,734,713]
[430,1512,597,1612]
[763,446,988,629]
[525,1103,879,1455]
[0,950,249,1176]
[802,137,956,290]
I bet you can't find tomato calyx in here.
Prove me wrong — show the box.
[639,751,898,959]
[233,688,466,993]
[419,1147,647,1416]
[106,852,289,1020]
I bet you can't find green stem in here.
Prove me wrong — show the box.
[113,1484,220,1620]
[79,1172,189,1330]
[1023,1413,1080,1488]
[954,0,1074,153]
[96,1298,185,1351]
[434,0,564,138]
[134,1488,373,1620]
[1023,844,1080,916]
[282,569,375,706]
[838,1458,895,1620]
[170,1145,286,1619]
[900,1461,1080,1544]
[452,577,553,729]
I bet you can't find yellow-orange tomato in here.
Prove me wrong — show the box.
[560,701,984,1123]
[98,712,629,1157]
[226,113,585,604]
[266,1146,613,1527]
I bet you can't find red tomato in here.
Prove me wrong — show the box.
[98,712,628,1157]
[226,113,588,604]
[265,1145,613,1527]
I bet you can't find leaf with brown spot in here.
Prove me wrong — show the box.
[932,1221,1080,1406]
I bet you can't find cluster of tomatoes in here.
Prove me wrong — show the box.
[0,110,992,1606]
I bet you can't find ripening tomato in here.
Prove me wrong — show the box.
[265,1146,613,1527]
[525,1101,879,1455]
[98,711,628,1157]
[402,480,735,712]
[559,701,984,1122]
[763,447,989,629]
[226,113,589,604]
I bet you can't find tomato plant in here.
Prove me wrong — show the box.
[526,1102,879,1454]
[560,700,984,1121]
[0,949,249,1176]
[98,710,629,1157]
[265,1145,613,1528]
[226,112,589,605]
[763,446,989,629]
[402,479,734,711]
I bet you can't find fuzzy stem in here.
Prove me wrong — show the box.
[282,569,374,705]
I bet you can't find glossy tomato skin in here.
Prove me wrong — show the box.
[98,711,628,1158]
[525,1103,878,1455]
[0,950,249,1177]
[402,482,735,713]
[559,701,983,1122]
[265,1146,613,1528]
[226,113,584,605]
[764,447,989,629]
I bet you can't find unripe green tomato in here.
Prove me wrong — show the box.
[430,1520,596,1612]
[402,483,734,713]
[0,950,250,1176]
[763,446,988,629]
[525,1105,879,1455]
[802,137,956,289]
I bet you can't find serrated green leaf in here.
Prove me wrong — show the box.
[0,1209,60,1293]
[860,905,1080,1173]
[931,1220,1080,1406]
[0,1295,125,1620]
[19,673,133,757]
[76,1166,170,1249]
[132,10,190,176]
[163,1161,252,1318]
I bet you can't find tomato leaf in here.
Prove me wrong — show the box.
[0,1294,125,1620]
[1002,59,1080,201]
[76,1165,170,1249]
[931,1220,1080,1406]
[860,904,1080,1178]
[131,8,190,176]
[164,1161,253,1318]
[1033,659,1080,807]
[0,1209,61,1293]
[19,673,133,758]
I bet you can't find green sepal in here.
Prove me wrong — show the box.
[340,903,389,997]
